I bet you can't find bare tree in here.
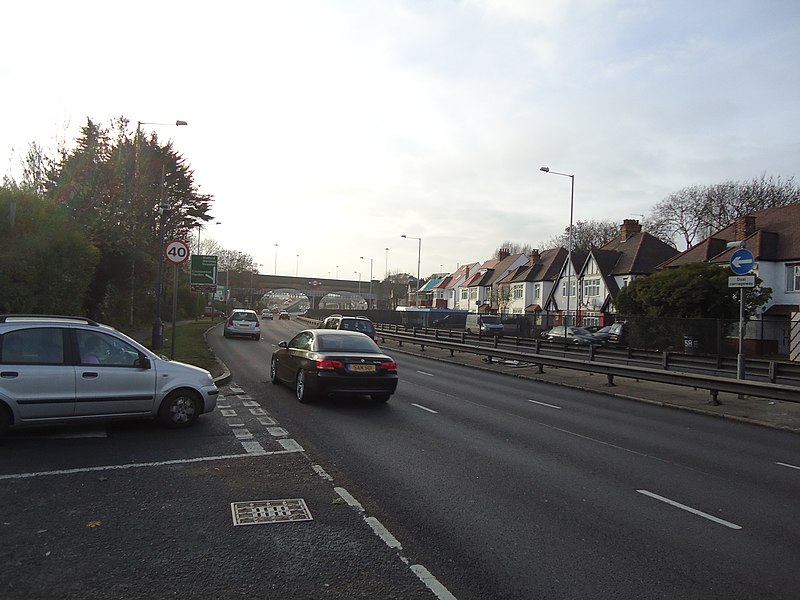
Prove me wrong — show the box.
[539,219,619,253]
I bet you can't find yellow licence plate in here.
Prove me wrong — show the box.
[349,364,376,373]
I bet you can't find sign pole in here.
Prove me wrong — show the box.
[171,264,179,359]
[737,288,745,381]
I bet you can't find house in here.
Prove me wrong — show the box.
[540,219,678,327]
[431,262,480,309]
[658,204,800,355]
[496,248,567,321]
[462,250,528,313]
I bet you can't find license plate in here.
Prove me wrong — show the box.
[349,364,376,373]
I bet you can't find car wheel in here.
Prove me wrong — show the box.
[223,331,230,338]
[254,334,261,341]
[295,370,313,403]
[371,393,391,403]
[158,389,200,428]
[270,356,280,384]
[0,405,11,437]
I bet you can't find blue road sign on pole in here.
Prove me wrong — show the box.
[730,248,755,275]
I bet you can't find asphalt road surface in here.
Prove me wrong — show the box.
[210,318,800,600]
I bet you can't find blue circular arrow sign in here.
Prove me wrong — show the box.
[730,248,755,275]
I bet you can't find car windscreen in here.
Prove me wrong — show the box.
[481,316,501,324]
[317,335,380,353]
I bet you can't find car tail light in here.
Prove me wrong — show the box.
[379,361,397,373]
[315,359,344,370]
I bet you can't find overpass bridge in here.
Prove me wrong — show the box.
[224,274,386,310]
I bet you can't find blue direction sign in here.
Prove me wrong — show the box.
[730,248,755,275]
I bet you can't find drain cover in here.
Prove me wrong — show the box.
[231,499,313,526]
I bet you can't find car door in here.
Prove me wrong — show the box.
[0,327,76,421]
[280,331,312,380]
[73,329,157,417]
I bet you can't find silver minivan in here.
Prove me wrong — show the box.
[0,315,219,436]
[465,313,504,336]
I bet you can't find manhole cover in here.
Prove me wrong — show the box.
[231,499,313,526]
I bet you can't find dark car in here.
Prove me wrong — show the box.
[269,329,398,403]
[202,306,225,318]
[541,325,601,345]
[319,314,376,340]
[590,325,613,344]
[278,310,290,320]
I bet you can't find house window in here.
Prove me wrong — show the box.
[513,284,523,299]
[583,278,600,297]
[461,289,469,300]
[562,279,576,297]
[469,288,477,300]
[534,284,540,300]
[788,264,800,292]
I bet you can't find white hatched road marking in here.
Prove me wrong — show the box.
[416,370,435,377]
[267,427,289,437]
[637,489,742,530]
[412,403,438,414]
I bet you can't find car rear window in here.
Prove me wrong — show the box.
[317,335,379,353]
[234,313,258,322]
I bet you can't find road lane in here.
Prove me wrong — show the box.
[210,319,800,599]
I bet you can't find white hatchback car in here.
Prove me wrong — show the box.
[223,309,261,340]
[0,315,219,436]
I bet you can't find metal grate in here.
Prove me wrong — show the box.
[231,499,313,526]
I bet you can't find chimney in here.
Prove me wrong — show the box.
[620,219,642,242]
[734,215,756,241]
[498,248,510,261]
[528,249,540,266]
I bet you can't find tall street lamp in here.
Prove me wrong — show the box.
[138,119,188,350]
[354,271,362,307]
[360,256,374,309]
[385,247,390,279]
[295,254,300,277]
[274,243,279,275]
[540,166,574,342]
[401,234,421,306]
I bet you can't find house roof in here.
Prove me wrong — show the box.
[597,230,680,275]
[659,203,800,268]
[497,248,568,284]
[464,254,526,287]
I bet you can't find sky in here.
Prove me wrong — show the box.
[3,0,800,283]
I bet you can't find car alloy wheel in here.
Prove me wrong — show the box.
[159,390,200,428]
[270,356,279,384]
[295,370,312,403]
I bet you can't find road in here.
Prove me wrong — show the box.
[1,317,799,599]
[210,318,800,599]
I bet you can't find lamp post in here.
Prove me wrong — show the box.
[296,254,300,277]
[138,120,188,350]
[360,256,373,309]
[385,247,390,279]
[401,234,421,306]
[249,263,262,308]
[540,166,574,343]
[354,271,362,308]
[274,244,279,275]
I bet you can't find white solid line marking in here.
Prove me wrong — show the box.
[411,564,459,600]
[416,370,435,377]
[0,449,301,480]
[637,489,742,530]
[365,516,403,549]
[334,487,365,512]
[412,403,438,414]
[777,462,800,471]
[527,399,562,409]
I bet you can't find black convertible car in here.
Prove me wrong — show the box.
[270,329,398,403]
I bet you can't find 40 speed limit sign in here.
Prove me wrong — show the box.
[164,240,191,265]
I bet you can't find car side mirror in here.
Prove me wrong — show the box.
[135,355,151,369]
[278,341,288,348]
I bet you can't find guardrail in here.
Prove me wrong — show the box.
[373,324,800,387]
[368,324,800,405]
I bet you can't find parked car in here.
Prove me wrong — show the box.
[319,314,376,340]
[0,314,218,436]
[202,306,225,318]
[224,309,261,340]
[590,325,613,344]
[260,309,273,320]
[278,310,290,320]
[269,329,398,403]
[541,325,601,345]
[606,321,627,346]
[465,313,504,336]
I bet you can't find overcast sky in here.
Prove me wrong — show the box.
[3,0,799,282]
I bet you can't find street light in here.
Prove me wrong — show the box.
[540,166,574,343]
[137,119,187,350]
[360,256,373,309]
[354,271,362,307]
[249,263,262,307]
[401,234,421,306]
[196,220,221,254]
[274,243,279,275]
[296,254,300,277]
[385,247,390,279]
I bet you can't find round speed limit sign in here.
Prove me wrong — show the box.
[164,240,190,265]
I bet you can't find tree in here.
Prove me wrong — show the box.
[539,219,620,253]
[615,263,771,319]
[492,241,533,257]
[648,175,800,248]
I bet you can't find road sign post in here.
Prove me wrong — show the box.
[163,240,190,358]
[729,247,755,385]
